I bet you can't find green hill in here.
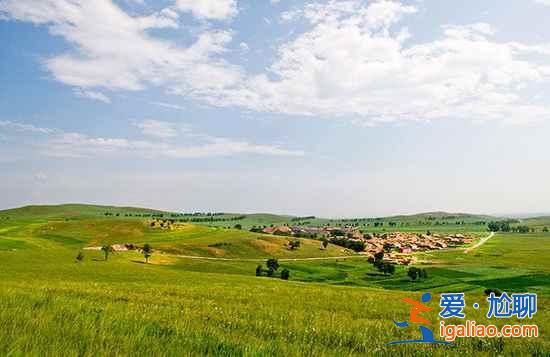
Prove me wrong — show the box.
[2,218,353,259]
[0,203,169,219]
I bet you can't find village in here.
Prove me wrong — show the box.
[261,225,474,265]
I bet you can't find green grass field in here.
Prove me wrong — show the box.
[0,205,548,356]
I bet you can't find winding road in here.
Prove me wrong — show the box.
[169,254,368,262]
[464,231,495,253]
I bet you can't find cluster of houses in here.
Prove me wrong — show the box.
[261,225,473,265]
[261,225,363,239]
[364,232,473,265]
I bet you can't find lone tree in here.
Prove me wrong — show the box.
[382,263,395,276]
[321,239,329,249]
[76,251,84,263]
[266,258,279,277]
[266,258,279,271]
[407,267,428,281]
[407,267,419,281]
[101,245,114,261]
[281,269,290,280]
[142,243,153,264]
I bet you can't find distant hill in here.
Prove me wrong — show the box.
[0,203,170,219]
[0,204,501,232]
[379,211,497,222]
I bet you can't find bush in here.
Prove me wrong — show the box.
[281,269,290,280]
[75,251,84,262]
[329,237,365,252]
[288,240,301,250]
[266,258,279,272]
[255,265,263,276]
[407,267,419,281]
[484,288,503,297]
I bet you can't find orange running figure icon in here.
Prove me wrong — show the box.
[389,292,452,346]
[401,297,432,325]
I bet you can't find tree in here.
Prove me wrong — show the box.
[382,263,395,276]
[76,251,84,263]
[488,221,500,232]
[289,240,301,250]
[266,258,279,272]
[255,265,263,276]
[281,269,290,280]
[322,239,329,249]
[142,243,153,264]
[101,245,113,261]
[543,227,549,233]
[234,224,242,230]
[407,267,419,281]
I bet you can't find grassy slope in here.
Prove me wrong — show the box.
[1,205,549,355]
[1,204,498,233]
[0,226,548,356]
[0,203,169,219]
[1,218,353,259]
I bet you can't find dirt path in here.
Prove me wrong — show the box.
[464,231,495,253]
[169,254,368,262]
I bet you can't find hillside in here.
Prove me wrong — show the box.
[0,203,170,219]
[2,218,353,259]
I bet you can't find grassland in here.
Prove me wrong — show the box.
[0,205,548,356]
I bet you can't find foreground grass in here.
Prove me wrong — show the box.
[1,248,548,356]
[1,217,549,356]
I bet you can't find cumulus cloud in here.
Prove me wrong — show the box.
[216,0,550,125]
[0,0,243,94]
[2,0,550,125]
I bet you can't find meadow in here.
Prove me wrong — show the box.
[0,205,549,356]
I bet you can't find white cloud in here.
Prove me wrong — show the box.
[174,0,237,20]
[215,0,550,125]
[1,120,303,159]
[0,0,243,94]
[271,0,281,4]
[33,171,48,182]
[73,88,111,103]
[134,119,179,138]
[2,0,550,126]
[151,101,186,110]
[0,120,54,134]
[533,0,550,5]
[43,130,304,159]
[239,42,249,52]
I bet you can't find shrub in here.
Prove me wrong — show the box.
[266,258,279,272]
[75,251,84,262]
[281,269,290,280]
[288,240,301,250]
[484,288,503,297]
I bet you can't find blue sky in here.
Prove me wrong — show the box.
[1,0,550,217]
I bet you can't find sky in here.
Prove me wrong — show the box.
[1,0,550,217]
